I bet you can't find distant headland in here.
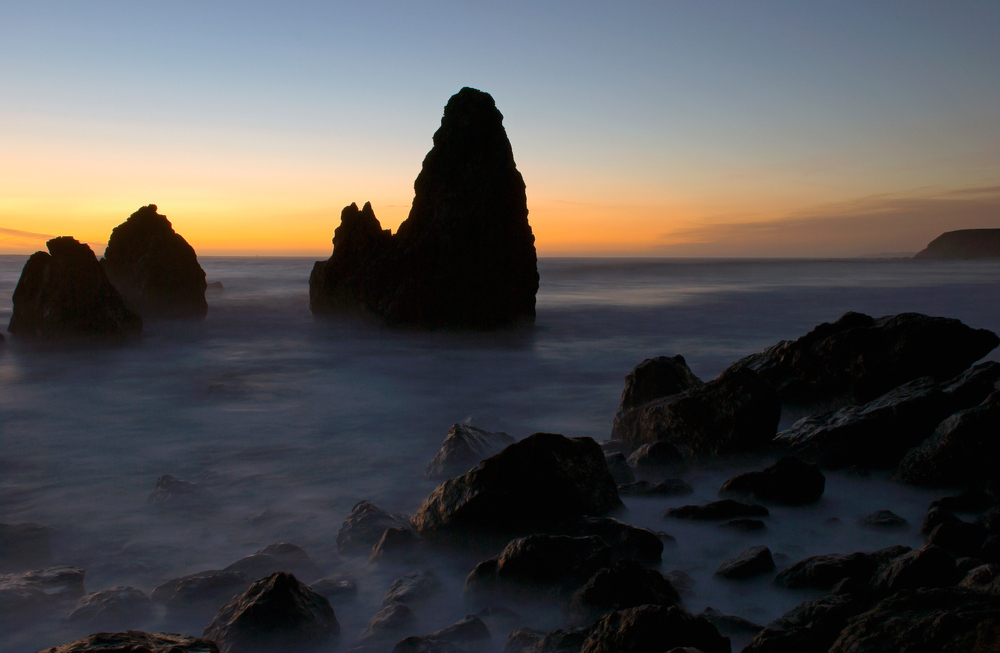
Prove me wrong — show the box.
[913,229,1000,259]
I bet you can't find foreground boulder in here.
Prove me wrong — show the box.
[203,572,338,653]
[37,631,218,653]
[310,87,538,328]
[719,457,825,505]
[425,424,515,480]
[729,311,999,407]
[8,236,141,338]
[828,587,1000,652]
[101,204,208,318]
[613,366,780,461]
[411,433,623,538]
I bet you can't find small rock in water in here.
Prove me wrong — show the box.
[926,521,987,558]
[626,442,685,477]
[719,456,825,505]
[207,281,224,291]
[715,545,776,580]
[581,604,731,653]
[425,423,515,480]
[617,478,693,497]
[857,509,908,530]
[569,559,681,621]
[151,570,251,620]
[369,526,423,564]
[223,542,320,582]
[555,516,663,564]
[146,474,212,513]
[36,631,219,653]
[0,566,86,621]
[774,551,877,590]
[382,570,442,607]
[66,586,153,629]
[336,500,412,556]
[869,544,960,596]
[605,452,634,485]
[664,499,769,521]
[360,602,417,642]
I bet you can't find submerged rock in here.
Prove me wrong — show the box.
[203,572,338,653]
[146,474,212,512]
[857,509,908,530]
[8,236,141,338]
[310,87,538,328]
[715,546,775,580]
[664,499,769,521]
[222,542,320,582]
[617,478,693,497]
[425,424,515,480]
[36,631,219,653]
[729,311,999,407]
[0,523,53,572]
[719,457,825,505]
[411,433,623,538]
[774,551,879,590]
[101,204,208,319]
[0,566,85,619]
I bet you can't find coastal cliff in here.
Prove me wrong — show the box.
[913,229,1000,259]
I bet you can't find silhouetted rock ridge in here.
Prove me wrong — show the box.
[914,229,1000,259]
[310,87,538,328]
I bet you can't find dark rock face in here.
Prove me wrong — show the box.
[612,356,703,439]
[914,228,1000,259]
[337,500,412,556]
[411,433,623,538]
[715,546,775,580]
[664,499,769,521]
[382,570,442,607]
[369,526,422,564]
[392,615,491,653]
[744,593,869,653]
[869,545,959,596]
[896,391,1000,486]
[425,424,515,480]
[604,453,634,485]
[66,586,153,629]
[101,204,208,319]
[0,523,53,572]
[361,602,417,642]
[927,521,987,558]
[614,366,780,461]
[36,631,219,653]
[310,87,539,329]
[961,563,1000,594]
[721,518,766,532]
[719,457,825,505]
[151,570,251,620]
[569,560,680,621]
[774,552,878,590]
[465,535,612,601]
[580,605,731,653]
[222,542,320,582]
[827,587,1000,653]
[8,236,141,338]
[729,311,999,407]
[626,441,684,476]
[203,572,338,653]
[504,626,590,653]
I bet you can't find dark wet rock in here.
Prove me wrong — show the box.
[361,602,417,642]
[310,88,538,329]
[382,570,442,606]
[569,559,680,621]
[146,474,212,512]
[337,500,413,556]
[101,204,208,319]
[960,563,1000,594]
[207,281,224,291]
[465,535,612,601]
[36,631,219,653]
[774,552,877,590]
[66,586,152,629]
[665,499,768,521]
[310,577,357,603]
[504,626,590,653]
[698,607,764,637]
[870,544,959,596]
[555,516,662,564]
[203,571,338,653]
[426,424,515,480]
[718,457,824,505]
[617,478,693,497]
[715,546,775,580]
[828,587,1000,652]
[922,505,961,534]
[223,543,320,582]
[857,509,908,530]
[8,236,141,338]
[151,570,251,619]
[412,433,623,538]
[774,377,954,468]
[896,391,1000,486]
[503,627,546,653]
[933,487,995,513]
[914,228,1000,259]
[744,593,869,653]
[729,311,999,407]
[604,453,634,485]
[370,526,423,564]
[941,361,1000,411]
[0,566,86,618]
[0,522,53,572]
[979,506,1000,534]
[869,543,914,566]
[580,605,731,653]
[665,570,695,596]
[626,441,684,476]
[614,366,780,461]
[926,521,988,558]
[393,615,491,653]
[721,519,766,532]
[612,355,703,441]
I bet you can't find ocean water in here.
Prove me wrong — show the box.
[2,256,999,652]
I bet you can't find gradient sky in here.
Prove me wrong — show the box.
[2,2,998,257]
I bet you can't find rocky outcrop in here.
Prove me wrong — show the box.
[827,587,1000,652]
[0,523,53,572]
[613,366,780,461]
[411,433,623,538]
[425,424,515,480]
[719,457,825,505]
[36,631,219,653]
[337,500,412,556]
[203,572,338,653]
[715,546,775,580]
[914,228,1000,259]
[310,87,538,329]
[8,236,141,338]
[66,586,153,629]
[101,204,208,319]
[729,311,999,407]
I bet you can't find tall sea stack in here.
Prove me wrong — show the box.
[101,204,208,319]
[310,87,539,328]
